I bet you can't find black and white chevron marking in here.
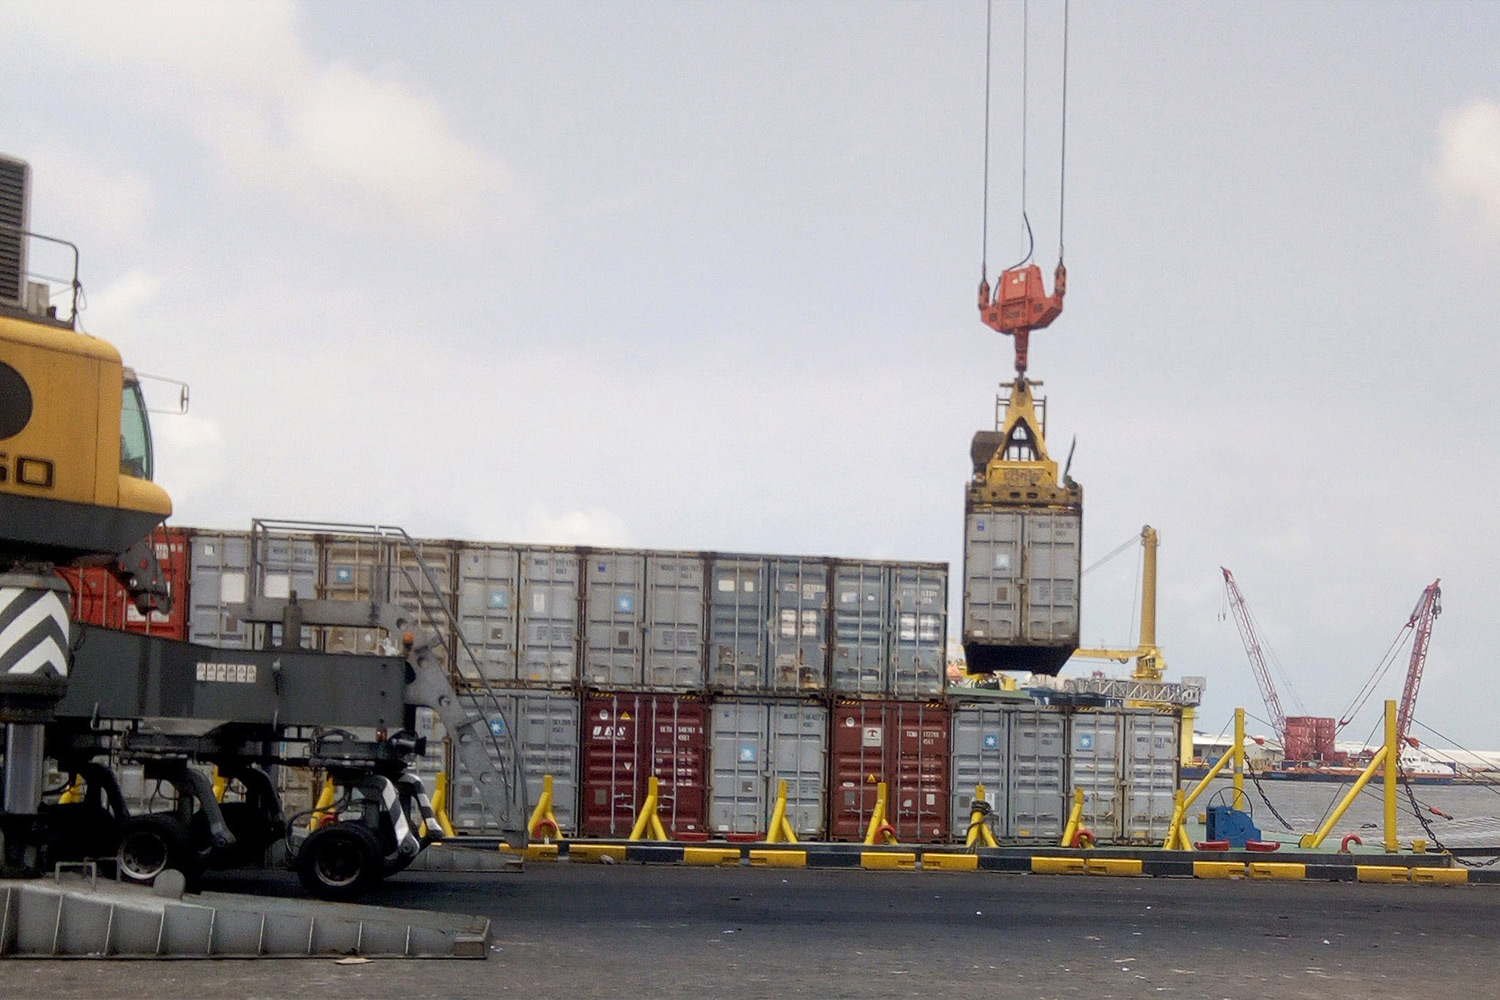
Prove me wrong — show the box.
[0,586,69,677]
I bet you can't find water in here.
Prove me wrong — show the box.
[1187,775,1500,854]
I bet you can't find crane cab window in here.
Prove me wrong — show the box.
[120,381,154,481]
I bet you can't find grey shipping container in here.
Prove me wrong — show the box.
[890,565,946,698]
[643,553,707,690]
[1068,710,1124,841]
[708,557,767,693]
[949,703,1067,842]
[519,550,580,686]
[455,543,520,683]
[582,550,645,689]
[831,562,886,696]
[188,530,253,649]
[767,559,829,692]
[1122,712,1180,843]
[709,699,827,838]
[962,507,1080,674]
[320,535,456,668]
[450,689,579,835]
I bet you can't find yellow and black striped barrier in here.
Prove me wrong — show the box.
[428,840,1494,884]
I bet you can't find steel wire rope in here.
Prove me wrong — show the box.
[1410,718,1500,797]
[1126,542,1143,652]
[1337,621,1413,730]
[1242,601,1306,716]
[1057,0,1069,265]
[981,0,992,284]
[1007,0,1035,270]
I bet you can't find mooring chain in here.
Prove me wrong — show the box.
[1244,760,1296,832]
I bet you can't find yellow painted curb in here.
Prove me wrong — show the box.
[1032,857,1087,875]
[499,844,560,862]
[683,847,742,867]
[748,849,807,868]
[861,851,919,871]
[1356,865,1411,884]
[1248,862,1306,880]
[569,844,627,864]
[921,853,979,872]
[1193,861,1247,879]
[1086,858,1143,876]
[1411,867,1467,885]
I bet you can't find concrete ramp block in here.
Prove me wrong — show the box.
[0,876,490,959]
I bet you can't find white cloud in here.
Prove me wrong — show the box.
[1435,100,1500,236]
[523,507,635,547]
[82,270,162,333]
[3,0,513,233]
[27,146,153,246]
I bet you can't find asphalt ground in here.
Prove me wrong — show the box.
[6,863,1497,999]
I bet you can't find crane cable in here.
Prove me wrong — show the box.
[980,0,1070,278]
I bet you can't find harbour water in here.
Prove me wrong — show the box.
[1189,774,1500,853]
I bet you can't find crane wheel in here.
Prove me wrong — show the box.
[297,822,383,901]
[116,814,197,885]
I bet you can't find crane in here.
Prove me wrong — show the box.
[1220,567,1288,750]
[1396,580,1441,749]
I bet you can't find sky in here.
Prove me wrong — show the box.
[2,1,1497,749]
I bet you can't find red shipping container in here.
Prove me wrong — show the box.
[581,693,708,838]
[830,700,950,842]
[54,528,190,641]
[1284,716,1338,763]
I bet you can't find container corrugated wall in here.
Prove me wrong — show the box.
[188,530,252,648]
[949,702,1067,842]
[1122,712,1180,843]
[581,693,708,837]
[709,698,827,838]
[831,562,886,697]
[708,557,767,693]
[455,543,519,683]
[1068,710,1124,841]
[58,527,191,640]
[890,565,946,699]
[519,549,580,686]
[767,558,829,693]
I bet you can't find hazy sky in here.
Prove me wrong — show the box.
[3,1,1496,749]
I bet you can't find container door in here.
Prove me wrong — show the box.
[767,558,829,694]
[189,530,251,649]
[388,540,456,673]
[1007,706,1066,841]
[1021,510,1080,645]
[321,534,384,656]
[708,558,767,693]
[709,699,769,835]
[514,691,581,835]
[581,694,642,836]
[830,701,889,840]
[255,533,321,649]
[456,544,520,683]
[519,550,580,686]
[770,701,828,838]
[1069,710,1124,842]
[583,551,644,689]
[890,702,951,842]
[645,697,708,837]
[963,510,1021,645]
[449,692,516,834]
[890,566,946,699]
[1122,712,1180,844]
[643,554,706,690]
[949,704,1009,838]
[831,562,887,697]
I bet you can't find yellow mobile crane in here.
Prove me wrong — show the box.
[0,155,527,892]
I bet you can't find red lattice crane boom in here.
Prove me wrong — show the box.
[1396,580,1441,748]
[1221,567,1288,746]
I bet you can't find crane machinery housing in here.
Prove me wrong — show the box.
[0,154,527,898]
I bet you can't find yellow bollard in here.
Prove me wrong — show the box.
[309,776,336,831]
[765,779,799,844]
[528,773,562,840]
[58,775,84,805]
[1060,787,1085,848]
[965,784,999,849]
[212,767,228,803]
[628,775,670,841]
[862,782,898,846]
[430,772,457,838]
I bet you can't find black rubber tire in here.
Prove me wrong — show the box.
[116,814,197,884]
[296,822,383,901]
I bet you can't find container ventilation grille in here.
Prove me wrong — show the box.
[0,157,29,304]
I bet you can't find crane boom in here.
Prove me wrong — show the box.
[1221,567,1287,744]
[1396,579,1441,748]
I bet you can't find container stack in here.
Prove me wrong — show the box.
[59,524,1180,845]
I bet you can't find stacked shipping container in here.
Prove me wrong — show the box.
[59,525,1179,844]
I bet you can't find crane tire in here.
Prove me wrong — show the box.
[117,814,197,885]
[297,822,383,901]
